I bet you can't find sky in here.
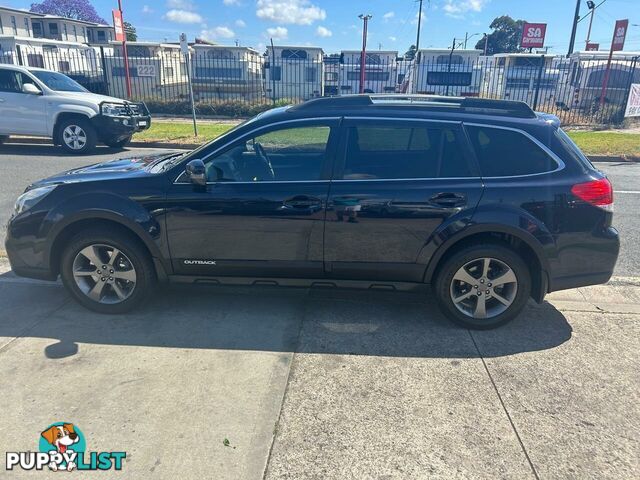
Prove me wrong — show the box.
[6,0,640,54]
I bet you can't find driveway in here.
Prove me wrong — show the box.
[0,257,638,478]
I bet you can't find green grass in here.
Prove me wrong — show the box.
[566,132,640,157]
[135,121,639,158]
[133,122,235,144]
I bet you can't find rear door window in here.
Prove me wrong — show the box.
[340,123,474,180]
[465,125,558,177]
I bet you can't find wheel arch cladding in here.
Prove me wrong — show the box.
[425,227,550,303]
[45,195,164,277]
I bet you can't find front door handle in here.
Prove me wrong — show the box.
[282,195,323,210]
[429,192,467,208]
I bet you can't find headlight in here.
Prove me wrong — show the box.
[14,185,56,215]
[101,102,127,116]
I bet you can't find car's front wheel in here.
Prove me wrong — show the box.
[434,244,531,329]
[58,118,97,154]
[60,228,155,314]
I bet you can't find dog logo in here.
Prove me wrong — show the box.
[40,423,80,471]
[5,422,125,471]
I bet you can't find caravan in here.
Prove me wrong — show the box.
[264,45,323,101]
[191,44,263,101]
[338,50,398,94]
[408,49,483,96]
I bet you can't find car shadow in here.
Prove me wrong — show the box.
[0,277,572,360]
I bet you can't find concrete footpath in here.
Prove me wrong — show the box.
[0,258,638,479]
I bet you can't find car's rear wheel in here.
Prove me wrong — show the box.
[434,244,531,329]
[58,118,97,154]
[104,136,132,149]
[60,228,155,313]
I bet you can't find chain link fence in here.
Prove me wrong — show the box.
[1,46,638,126]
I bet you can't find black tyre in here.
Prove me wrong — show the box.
[60,227,156,314]
[104,136,132,149]
[57,117,97,154]
[434,244,531,329]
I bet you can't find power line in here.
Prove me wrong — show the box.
[577,0,608,24]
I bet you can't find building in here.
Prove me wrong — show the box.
[323,53,340,96]
[191,44,264,101]
[264,45,324,101]
[338,50,398,94]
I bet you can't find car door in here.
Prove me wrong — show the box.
[165,118,340,278]
[0,69,48,136]
[324,118,483,282]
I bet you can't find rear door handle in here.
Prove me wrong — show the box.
[429,192,467,208]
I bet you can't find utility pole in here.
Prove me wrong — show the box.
[483,33,489,55]
[464,32,468,49]
[585,1,596,46]
[117,0,131,98]
[567,0,581,56]
[358,14,372,94]
[415,0,423,52]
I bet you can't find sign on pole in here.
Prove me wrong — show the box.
[112,9,125,42]
[600,19,629,107]
[585,42,599,51]
[521,22,547,49]
[625,84,640,117]
[612,19,628,51]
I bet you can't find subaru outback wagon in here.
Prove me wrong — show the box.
[5,95,619,329]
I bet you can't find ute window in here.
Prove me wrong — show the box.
[204,125,331,182]
[341,125,473,180]
[466,125,557,177]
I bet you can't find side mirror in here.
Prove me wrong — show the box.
[185,159,206,186]
[22,83,41,95]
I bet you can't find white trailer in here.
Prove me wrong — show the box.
[338,50,398,94]
[408,49,483,96]
[264,45,323,101]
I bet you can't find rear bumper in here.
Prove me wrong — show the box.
[548,226,619,292]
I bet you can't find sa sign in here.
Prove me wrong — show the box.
[521,22,547,49]
[112,9,124,42]
[611,19,628,51]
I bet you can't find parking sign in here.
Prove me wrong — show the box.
[521,23,547,49]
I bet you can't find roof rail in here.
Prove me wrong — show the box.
[289,94,536,118]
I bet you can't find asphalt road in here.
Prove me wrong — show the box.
[0,143,637,276]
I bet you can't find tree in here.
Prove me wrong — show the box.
[404,45,417,60]
[475,15,526,55]
[124,22,137,42]
[30,0,107,25]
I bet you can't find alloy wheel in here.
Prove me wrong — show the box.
[72,244,137,304]
[449,257,518,319]
[62,125,87,150]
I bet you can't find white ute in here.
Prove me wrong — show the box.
[0,64,151,154]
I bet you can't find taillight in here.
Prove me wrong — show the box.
[571,178,614,212]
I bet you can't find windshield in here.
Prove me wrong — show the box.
[30,70,88,92]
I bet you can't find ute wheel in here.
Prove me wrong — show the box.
[57,117,97,154]
[104,136,132,149]
[60,227,155,314]
[434,244,531,329]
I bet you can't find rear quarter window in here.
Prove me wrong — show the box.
[466,125,558,177]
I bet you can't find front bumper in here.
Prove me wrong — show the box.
[92,102,151,141]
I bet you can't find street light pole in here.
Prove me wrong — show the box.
[483,33,489,55]
[117,0,131,98]
[567,0,581,56]
[586,1,596,46]
[415,0,423,51]
[358,14,372,94]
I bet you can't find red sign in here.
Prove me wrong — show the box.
[112,9,125,42]
[586,42,599,51]
[611,19,628,51]
[521,22,547,49]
